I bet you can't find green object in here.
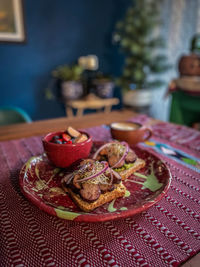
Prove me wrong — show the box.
[120,207,128,211]
[46,64,84,101]
[114,162,134,172]
[113,0,170,91]
[108,199,117,212]
[170,91,200,127]
[134,164,163,192]
[0,106,32,126]
[108,190,130,212]
[52,64,83,81]
[181,157,198,166]
[55,208,80,220]
[190,33,200,54]
[125,190,130,197]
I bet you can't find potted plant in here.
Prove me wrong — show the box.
[92,72,115,98]
[113,0,170,110]
[78,55,114,98]
[52,64,84,101]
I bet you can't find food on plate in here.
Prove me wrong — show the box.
[93,141,145,180]
[50,126,88,144]
[61,159,126,212]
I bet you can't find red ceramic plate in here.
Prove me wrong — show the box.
[19,144,171,222]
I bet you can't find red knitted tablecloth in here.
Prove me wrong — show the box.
[0,115,199,267]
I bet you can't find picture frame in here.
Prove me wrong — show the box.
[0,0,26,43]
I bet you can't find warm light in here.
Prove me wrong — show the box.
[78,55,99,70]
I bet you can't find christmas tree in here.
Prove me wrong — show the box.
[113,0,170,91]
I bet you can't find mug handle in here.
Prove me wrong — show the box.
[141,126,152,141]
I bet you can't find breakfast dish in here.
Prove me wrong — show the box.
[50,126,88,144]
[42,127,92,168]
[19,144,171,222]
[61,159,126,212]
[93,141,146,180]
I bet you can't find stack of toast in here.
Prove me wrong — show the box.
[62,142,145,212]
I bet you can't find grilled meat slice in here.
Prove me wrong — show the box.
[112,170,122,184]
[125,150,137,163]
[99,147,108,155]
[80,183,101,202]
[108,154,125,168]
[99,183,114,193]
[73,174,81,189]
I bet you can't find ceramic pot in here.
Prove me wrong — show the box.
[93,80,114,98]
[123,89,152,108]
[61,81,83,101]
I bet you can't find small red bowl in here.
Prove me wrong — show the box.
[42,131,93,168]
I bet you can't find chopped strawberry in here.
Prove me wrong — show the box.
[62,133,71,142]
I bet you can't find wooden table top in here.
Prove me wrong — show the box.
[0,109,198,266]
[0,110,138,141]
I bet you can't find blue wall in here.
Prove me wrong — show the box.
[0,0,128,120]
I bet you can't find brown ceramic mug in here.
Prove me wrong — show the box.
[110,122,152,145]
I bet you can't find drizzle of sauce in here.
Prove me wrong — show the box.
[131,164,163,192]
[35,164,47,189]
[49,187,65,195]
[25,157,61,192]
[107,189,130,212]
[24,156,41,178]
[142,164,163,192]
[55,208,80,220]
[47,168,60,185]
[125,190,130,197]
[108,199,117,212]
[120,207,127,211]
[35,180,46,190]
[134,172,148,179]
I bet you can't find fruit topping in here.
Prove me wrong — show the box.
[67,126,81,138]
[62,133,71,142]
[55,139,63,144]
[74,134,88,143]
[50,126,88,144]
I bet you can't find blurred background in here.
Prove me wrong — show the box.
[0,0,200,127]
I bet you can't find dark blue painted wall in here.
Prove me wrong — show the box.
[0,0,128,120]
